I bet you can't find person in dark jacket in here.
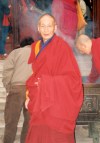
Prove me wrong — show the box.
[0,0,10,58]
[3,37,34,143]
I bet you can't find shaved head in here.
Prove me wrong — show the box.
[75,34,92,55]
[76,34,91,45]
[38,13,56,25]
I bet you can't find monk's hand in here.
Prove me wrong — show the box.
[34,78,40,87]
[25,97,30,109]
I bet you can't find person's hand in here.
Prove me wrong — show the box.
[25,97,30,109]
[34,78,40,87]
[8,5,11,8]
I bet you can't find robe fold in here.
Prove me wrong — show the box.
[25,35,83,143]
[51,0,78,39]
[92,38,100,74]
[87,38,100,83]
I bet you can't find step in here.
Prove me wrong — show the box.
[0,74,3,78]
[0,71,3,75]
[0,98,6,111]
[0,111,24,136]
[0,111,24,121]
[0,111,24,125]
[0,132,20,143]
[0,123,23,143]
[0,88,7,98]
[0,63,4,70]
[0,90,6,95]
[0,91,7,98]
[0,122,23,134]
[0,87,6,92]
[0,79,3,83]
[0,60,4,64]
[0,82,4,88]
[0,115,24,143]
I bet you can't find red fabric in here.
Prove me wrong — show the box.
[62,0,77,8]
[92,38,100,74]
[52,0,78,39]
[21,0,27,7]
[25,125,74,143]
[88,61,100,83]
[21,0,28,14]
[88,38,100,82]
[2,15,10,26]
[25,35,83,143]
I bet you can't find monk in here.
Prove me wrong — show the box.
[25,13,83,143]
[75,34,100,83]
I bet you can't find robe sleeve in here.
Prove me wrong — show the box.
[39,74,83,121]
[87,60,100,83]
[92,38,100,74]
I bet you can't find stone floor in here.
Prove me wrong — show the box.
[75,125,93,143]
[0,125,95,143]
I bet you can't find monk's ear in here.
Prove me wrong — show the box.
[54,24,57,32]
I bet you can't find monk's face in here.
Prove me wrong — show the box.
[38,15,57,42]
[76,43,91,55]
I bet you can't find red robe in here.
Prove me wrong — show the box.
[25,35,83,143]
[92,38,100,74]
[88,38,100,82]
[51,0,78,39]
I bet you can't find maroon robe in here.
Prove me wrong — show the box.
[88,38,100,82]
[25,35,83,143]
[51,0,78,39]
[92,38,100,74]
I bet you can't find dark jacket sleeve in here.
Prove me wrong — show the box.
[1,0,10,15]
